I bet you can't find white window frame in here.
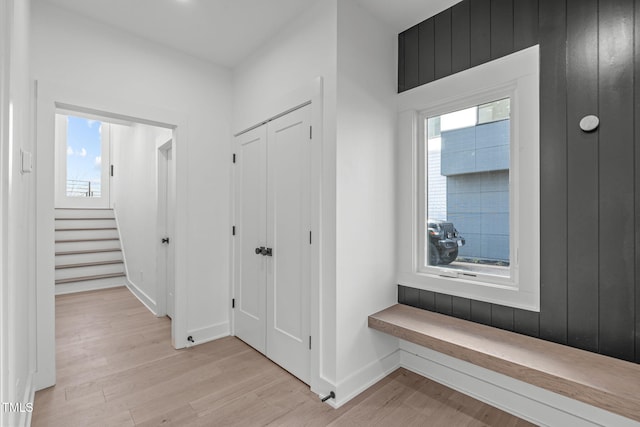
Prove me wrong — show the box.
[396,45,540,312]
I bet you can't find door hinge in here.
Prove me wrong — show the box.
[309,126,312,140]
[232,226,236,236]
[232,298,235,309]
[233,153,236,163]
[110,165,114,177]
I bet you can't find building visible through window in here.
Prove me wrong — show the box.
[425,98,510,278]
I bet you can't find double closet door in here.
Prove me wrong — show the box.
[233,105,311,384]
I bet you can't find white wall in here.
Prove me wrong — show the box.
[31,1,233,357]
[334,0,398,403]
[1,0,36,426]
[233,0,337,133]
[233,0,398,404]
[111,122,172,311]
[233,0,339,391]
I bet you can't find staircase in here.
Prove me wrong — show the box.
[55,208,127,294]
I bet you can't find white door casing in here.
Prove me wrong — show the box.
[156,139,176,319]
[165,146,175,318]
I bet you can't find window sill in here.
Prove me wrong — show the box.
[396,270,538,312]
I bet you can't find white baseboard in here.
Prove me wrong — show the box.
[332,349,400,408]
[54,281,125,295]
[185,322,230,347]
[399,340,639,427]
[326,338,640,426]
[126,279,157,315]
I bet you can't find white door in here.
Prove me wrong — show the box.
[234,126,268,353]
[55,113,111,208]
[233,105,311,384]
[265,106,311,384]
[165,146,176,319]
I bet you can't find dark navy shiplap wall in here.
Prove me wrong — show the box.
[398,0,538,92]
[397,0,640,364]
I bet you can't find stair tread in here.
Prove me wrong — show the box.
[54,208,125,286]
[56,260,124,269]
[55,272,126,285]
[56,248,122,256]
[55,237,119,243]
[55,217,115,220]
[55,227,117,231]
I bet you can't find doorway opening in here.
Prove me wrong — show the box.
[36,93,184,390]
[53,109,175,308]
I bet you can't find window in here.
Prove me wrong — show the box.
[65,115,103,198]
[55,111,112,209]
[397,45,540,311]
[422,99,511,282]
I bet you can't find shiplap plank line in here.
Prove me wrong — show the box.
[538,0,568,345]
[598,0,636,361]
[566,0,599,353]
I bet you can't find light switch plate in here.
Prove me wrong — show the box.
[21,149,33,173]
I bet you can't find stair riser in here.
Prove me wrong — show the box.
[53,209,127,295]
[55,240,121,253]
[55,251,122,265]
[55,263,125,281]
[55,229,119,241]
[55,209,115,219]
[55,278,126,295]
[55,219,116,229]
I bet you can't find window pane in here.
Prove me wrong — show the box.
[478,98,510,124]
[425,98,510,277]
[66,116,102,198]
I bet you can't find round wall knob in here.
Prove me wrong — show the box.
[580,115,599,132]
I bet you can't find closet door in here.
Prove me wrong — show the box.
[233,125,268,353]
[266,105,311,384]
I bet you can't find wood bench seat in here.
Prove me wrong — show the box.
[368,304,640,423]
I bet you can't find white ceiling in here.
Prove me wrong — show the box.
[356,0,462,33]
[37,0,462,68]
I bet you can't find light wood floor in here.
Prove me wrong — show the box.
[33,287,533,426]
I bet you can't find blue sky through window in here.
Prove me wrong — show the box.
[66,115,102,196]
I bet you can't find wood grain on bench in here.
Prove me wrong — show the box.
[369,304,640,422]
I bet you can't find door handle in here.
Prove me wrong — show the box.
[162,237,170,244]
[254,247,272,256]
